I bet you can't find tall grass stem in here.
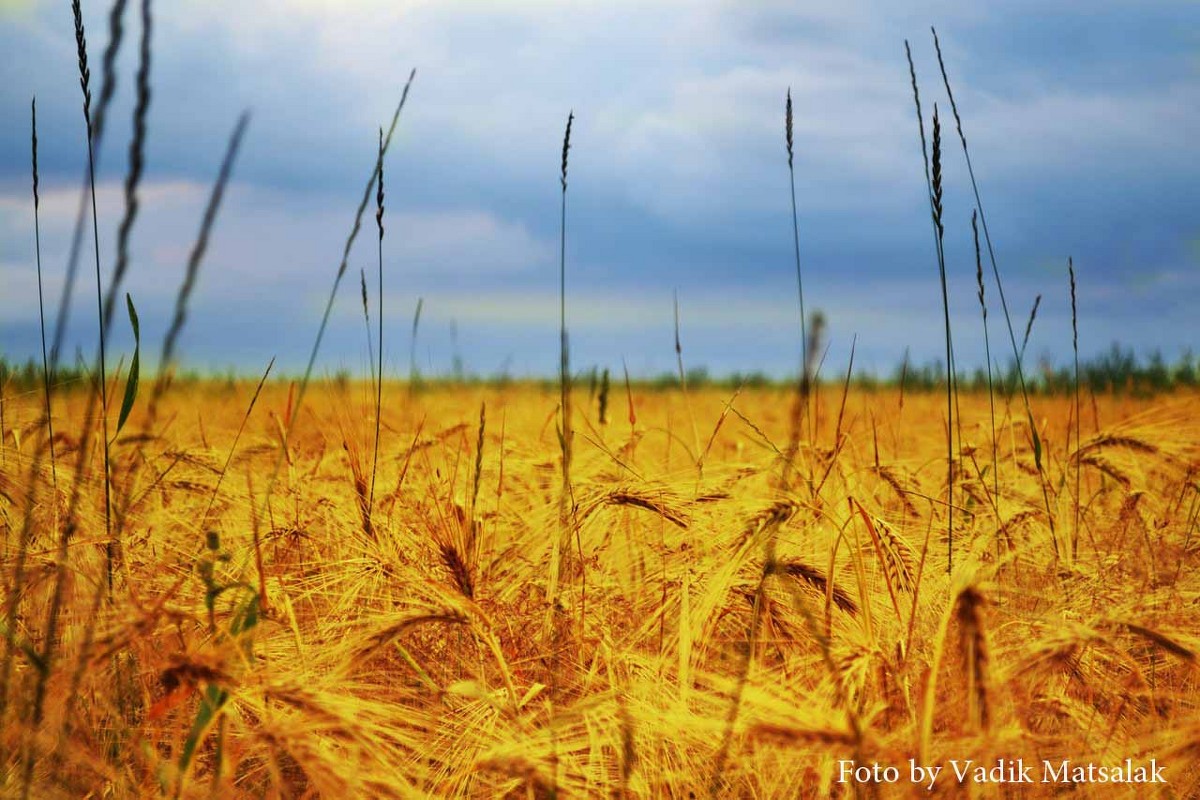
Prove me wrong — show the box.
[905,42,955,572]
[973,211,1000,511]
[785,89,809,448]
[931,27,1057,552]
[31,98,58,494]
[257,70,414,518]
[1069,258,1080,557]
[369,127,386,528]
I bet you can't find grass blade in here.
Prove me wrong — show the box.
[115,293,140,436]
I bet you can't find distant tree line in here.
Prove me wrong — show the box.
[2,344,1196,396]
[879,344,1197,396]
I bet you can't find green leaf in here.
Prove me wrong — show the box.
[178,684,227,782]
[116,293,141,435]
[230,587,260,638]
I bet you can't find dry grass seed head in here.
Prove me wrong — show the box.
[872,464,920,517]
[954,585,990,730]
[869,516,917,594]
[576,486,690,530]
[775,559,858,615]
[351,609,469,668]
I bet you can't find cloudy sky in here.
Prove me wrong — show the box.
[1,0,1196,379]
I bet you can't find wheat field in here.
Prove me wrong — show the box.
[4,2,1198,796]
[2,379,1198,797]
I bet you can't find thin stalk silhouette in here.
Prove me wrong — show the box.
[973,211,1000,512]
[906,42,955,572]
[785,89,810,462]
[931,26,1057,557]
[31,98,58,494]
[256,70,414,520]
[1069,258,1080,558]
[369,127,386,534]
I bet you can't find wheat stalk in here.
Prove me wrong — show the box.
[72,0,116,598]
[0,100,56,734]
[51,34,250,781]
[955,586,991,731]
[360,268,375,387]
[1078,453,1133,488]
[559,110,575,508]
[906,44,955,573]
[155,114,249,403]
[973,211,1000,512]
[550,110,578,597]
[14,5,112,790]
[931,27,1057,559]
[48,0,128,383]
[597,367,610,425]
[30,98,57,496]
[576,486,690,529]
[777,559,858,615]
[0,101,61,738]
[0,0,133,732]
[547,108,576,797]
[408,297,423,389]
[368,127,386,532]
[673,291,703,477]
[784,88,811,472]
[921,583,992,761]
[1019,293,1041,365]
[468,401,486,578]
[932,105,956,574]
[258,69,415,525]
[100,0,154,594]
[1069,258,1081,558]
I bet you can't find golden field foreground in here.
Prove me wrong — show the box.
[2,380,1199,798]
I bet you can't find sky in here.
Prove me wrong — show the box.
[0,0,1197,380]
